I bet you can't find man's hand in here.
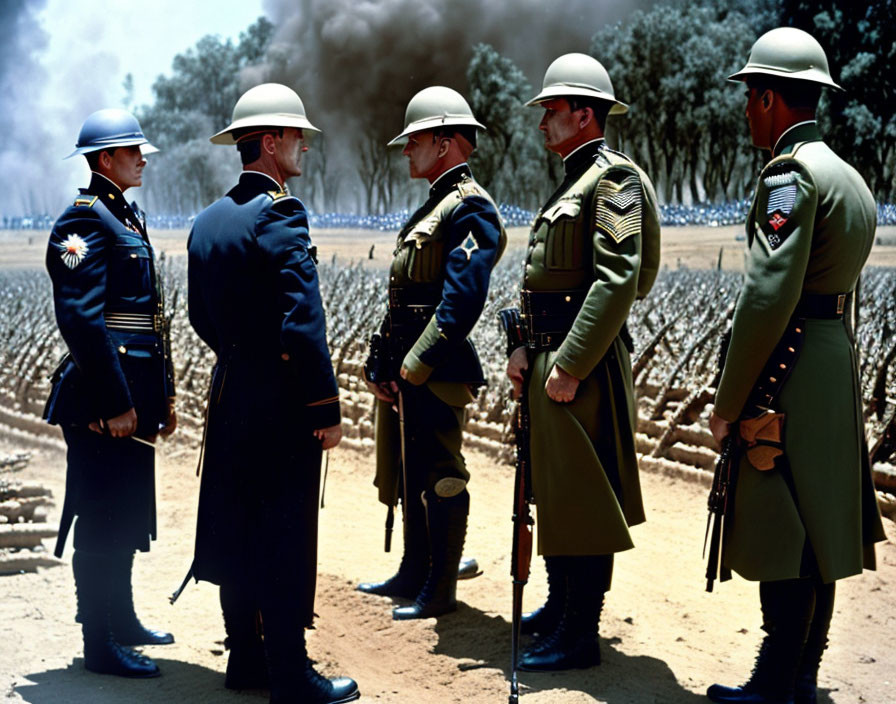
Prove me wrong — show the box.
[709,411,732,449]
[89,407,137,437]
[159,397,177,438]
[506,346,528,399]
[545,364,579,403]
[314,423,343,450]
[365,379,399,404]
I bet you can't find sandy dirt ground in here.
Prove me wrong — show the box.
[3,225,896,271]
[0,434,893,704]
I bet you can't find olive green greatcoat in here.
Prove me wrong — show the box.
[523,139,660,556]
[715,122,886,584]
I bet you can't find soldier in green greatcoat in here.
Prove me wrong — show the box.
[707,27,887,704]
[505,53,660,671]
[357,87,506,620]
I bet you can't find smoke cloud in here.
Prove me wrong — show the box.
[250,0,647,208]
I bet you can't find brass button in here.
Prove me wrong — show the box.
[130,253,138,259]
[118,346,127,354]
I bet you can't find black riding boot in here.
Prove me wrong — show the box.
[521,556,569,636]
[707,578,815,703]
[358,490,429,599]
[794,580,835,704]
[264,612,359,704]
[73,550,160,678]
[518,555,610,671]
[108,551,174,646]
[393,489,469,620]
[221,582,268,690]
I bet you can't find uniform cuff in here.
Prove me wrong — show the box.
[306,396,341,429]
[401,350,433,385]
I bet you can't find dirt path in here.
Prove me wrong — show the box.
[1,439,893,703]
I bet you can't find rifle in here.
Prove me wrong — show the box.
[704,431,738,592]
[499,308,533,704]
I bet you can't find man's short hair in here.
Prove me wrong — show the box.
[746,77,822,112]
[232,127,283,166]
[566,97,612,131]
[432,126,478,150]
[84,147,117,171]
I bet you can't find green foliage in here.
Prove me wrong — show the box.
[136,17,274,213]
[779,0,896,200]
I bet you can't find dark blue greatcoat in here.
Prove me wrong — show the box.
[187,171,340,625]
[44,172,174,556]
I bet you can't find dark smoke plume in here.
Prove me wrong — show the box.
[249,0,647,207]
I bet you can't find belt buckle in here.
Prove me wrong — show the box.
[836,294,846,316]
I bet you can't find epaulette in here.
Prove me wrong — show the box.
[602,144,635,165]
[456,178,484,199]
[761,156,801,188]
[73,195,98,208]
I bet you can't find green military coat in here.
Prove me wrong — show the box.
[715,122,886,584]
[523,139,660,556]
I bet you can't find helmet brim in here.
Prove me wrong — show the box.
[64,137,157,160]
[525,86,629,115]
[210,113,321,145]
[727,65,843,91]
[387,115,486,146]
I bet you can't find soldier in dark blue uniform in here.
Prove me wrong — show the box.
[357,87,506,620]
[185,84,359,704]
[44,109,177,678]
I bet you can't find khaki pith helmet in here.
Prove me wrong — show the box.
[388,86,486,146]
[728,27,842,90]
[526,53,628,115]
[210,83,320,145]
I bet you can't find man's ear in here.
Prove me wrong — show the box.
[98,150,113,170]
[261,132,277,156]
[762,90,772,110]
[438,137,451,158]
[580,107,594,129]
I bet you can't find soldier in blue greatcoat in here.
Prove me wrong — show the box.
[44,109,177,678]
[185,84,358,704]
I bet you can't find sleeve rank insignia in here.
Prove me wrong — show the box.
[594,174,643,244]
[58,233,89,269]
[457,232,479,261]
[761,170,799,248]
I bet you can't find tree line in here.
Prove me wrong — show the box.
[134,0,894,215]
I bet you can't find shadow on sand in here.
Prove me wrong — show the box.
[433,602,709,704]
[18,658,266,704]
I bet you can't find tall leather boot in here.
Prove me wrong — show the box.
[264,613,359,704]
[221,582,268,690]
[393,489,468,620]
[358,492,430,599]
[108,551,174,646]
[518,555,608,671]
[707,578,815,703]
[73,550,160,678]
[520,556,569,636]
[795,580,835,704]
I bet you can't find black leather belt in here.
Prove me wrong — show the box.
[796,291,851,319]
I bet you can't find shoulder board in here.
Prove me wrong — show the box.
[601,145,634,165]
[266,189,292,201]
[456,178,485,199]
[760,156,803,188]
[73,195,98,208]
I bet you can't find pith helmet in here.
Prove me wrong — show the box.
[728,27,842,90]
[526,53,628,115]
[65,109,158,160]
[388,86,486,146]
[210,83,320,145]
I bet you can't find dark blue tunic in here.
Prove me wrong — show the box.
[187,171,340,623]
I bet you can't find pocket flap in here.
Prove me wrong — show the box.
[404,216,441,248]
[542,198,582,224]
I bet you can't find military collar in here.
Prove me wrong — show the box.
[239,170,286,194]
[84,172,145,236]
[429,163,472,199]
[563,138,605,178]
[773,121,821,157]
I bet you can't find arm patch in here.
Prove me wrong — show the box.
[594,172,643,244]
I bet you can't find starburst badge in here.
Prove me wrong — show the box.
[58,234,89,269]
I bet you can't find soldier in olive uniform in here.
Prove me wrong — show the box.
[505,54,660,671]
[186,84,359,704]
[45,109,177,678]
[707,28,886,704]
[358,87,506,620]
